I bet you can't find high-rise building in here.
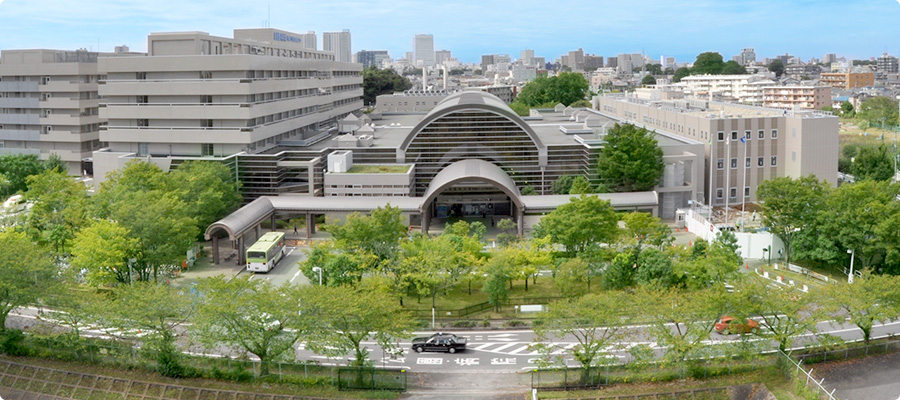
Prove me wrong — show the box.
[877,53,898,74]
[323,30,352,63]
[95,28,362,193]
[617,54,633,74]
[584,55,604,70]
[299,31,317,50]
[820,72,875,89]
[414,34,434,67]
[822,53,837,64]
[481,55,494,72]
[434,50,452,66]
[566,48,584,70]
[737,48,756,65]
[0,49,108,175]
[356,50,390,69]
[521,49,534,66]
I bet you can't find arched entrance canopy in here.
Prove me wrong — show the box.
[420,159,524,213]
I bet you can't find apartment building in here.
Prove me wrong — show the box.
[323,30,352,63]
[762,86,831,110]
[594,93,838,210]
[820,72,874,89]
[0,49,109,175]
[676,75,776,104]
[94,28,363,191]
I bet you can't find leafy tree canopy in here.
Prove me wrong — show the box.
[515,72,589,107]
[852,144,895,181]
[597,123,665,192]
[768,59,785,78]
[534,194,619,257]
[857,96,899,127]
[691,52,725,75]
[0,154,47,197]
[362,67,412,106]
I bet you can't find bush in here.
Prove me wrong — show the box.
[0,330,32,356]
[481,318,491,327]
[450,320,477,328]
[505,320,528,328]
[208,365,254,382]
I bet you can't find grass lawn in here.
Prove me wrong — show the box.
[346,164,411,174]
[839,120,899,149]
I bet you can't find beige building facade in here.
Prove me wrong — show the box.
[762,86,831,110]
[94,29,363,185]
[593,93,838,210]
[820,72,874,90]
[0,49,107,175]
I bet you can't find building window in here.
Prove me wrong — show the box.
[758,157,764,167]
[745,157,751,167]
[771,156,777,166]
[137,119,149,127]
[731,158,737,169]
[201,119,213,128]
[201,143,214,156]
[199,71,212,79]
[758,130,764,139]
[200,95,212,104]
[744,187,751,197]
[731,131,738,140]
[717,158,724,169]
[772,129,778,139]
[716,188,724,199]
[717,131,724,141]
[136,72,146,80]
[137,142,149,156]
[136,95,148,104]
[745,130,751,140]
[730,187,737,198]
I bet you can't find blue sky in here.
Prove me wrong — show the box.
[1,0,899,64]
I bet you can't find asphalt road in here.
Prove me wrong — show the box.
[243,246,310,286]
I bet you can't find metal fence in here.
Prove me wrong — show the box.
[406,296,565,319]
[336,367,406,391]
[778,350,841,400]
[795,340,900,364]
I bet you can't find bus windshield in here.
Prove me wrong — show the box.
[247,251,267,260]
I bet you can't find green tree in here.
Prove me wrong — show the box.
[720,60,747,75]
[70,219,138,286]
[597,123,664,192]
[641,287,726,374]
[602,250,637,290]
[496,218,518,246]
[818,273,900,344]
[102,282,193,377]
[192,276,306,376]
[516,73,589,107]
[533,194,620,258]
[44,286,104,340]
[736,278,821,351]
[691,52,725,75]
[551,175,576,195]
[0,231,57,331]
[533,292,629,373]
[482,251,513,312]
[672,67,691,83]
[840,101,855,117]
[554,258,589,297]
[767,59,785,78]
[857,96,899,128]
[0,154,45,197]
[621,212,674,251]
[568,175,592,194]
[362,67,412,106]
[326,205,408,271]
[170,161,242,232]
[757,176,829,265]
[640,75,657,86]
[634,248,678,287]
[400,233,477,308]
[43,153,68,174]
[23,169,90,255]
[301,286,415,367]
[852,144,895,181]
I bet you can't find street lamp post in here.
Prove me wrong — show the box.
[312,266,322,285]
[762,245,771,267]
[847,249,855,284]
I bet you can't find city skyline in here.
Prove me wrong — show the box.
[1,0,899,64]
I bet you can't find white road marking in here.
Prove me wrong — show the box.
[290,269,303,283]
[486,343,519,353]
[507,345,531,355]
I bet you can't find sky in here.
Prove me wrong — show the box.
[1,0,899,65]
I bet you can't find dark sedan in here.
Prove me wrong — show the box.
[411,332,467,354]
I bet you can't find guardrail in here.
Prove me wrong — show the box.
[778,350,841,400]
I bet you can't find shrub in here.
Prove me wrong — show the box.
[505,320,528,328]
[481,318,491,327]
[450,320,477,328]
[0,330,32,356]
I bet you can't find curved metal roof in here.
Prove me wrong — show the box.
[398,91,547,163]
[205,196,274,241]
[420,159,524,212]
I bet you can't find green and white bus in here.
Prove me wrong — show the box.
[246,232,286,273]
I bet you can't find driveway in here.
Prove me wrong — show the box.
[816,350,900,400]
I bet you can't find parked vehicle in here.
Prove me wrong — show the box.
[411,332,467,353]
[715,316,759,334]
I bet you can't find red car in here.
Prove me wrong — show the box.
[715,316,759,334]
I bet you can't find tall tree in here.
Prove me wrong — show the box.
[170,161,242,232]
[568,175,593,194]
[640,75,657,86]
[621,212,674,252]
[757,176,829,265]
[362,67,412,106]
[192,276,307,376]
[516,73,588,107]
[533,292,630,373]
[533,194,619,258]
[0,231,57,331]
[70,219,138,286]
[301,286,415,367]
[857,96,899,128]
[597,123,664,192]
[672,67,691,83]
[551,175,576,195]
[23,169,91,255]
[641,287,726,374]
[326,205,408,271]
[0,154,45,197]
[767,59,785,78]
[851,144,895,181]
[691,52,725,75]
[736,278,821,352]
[817,273,900,344]
[720,60,748,75]
[101,282,193,377]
